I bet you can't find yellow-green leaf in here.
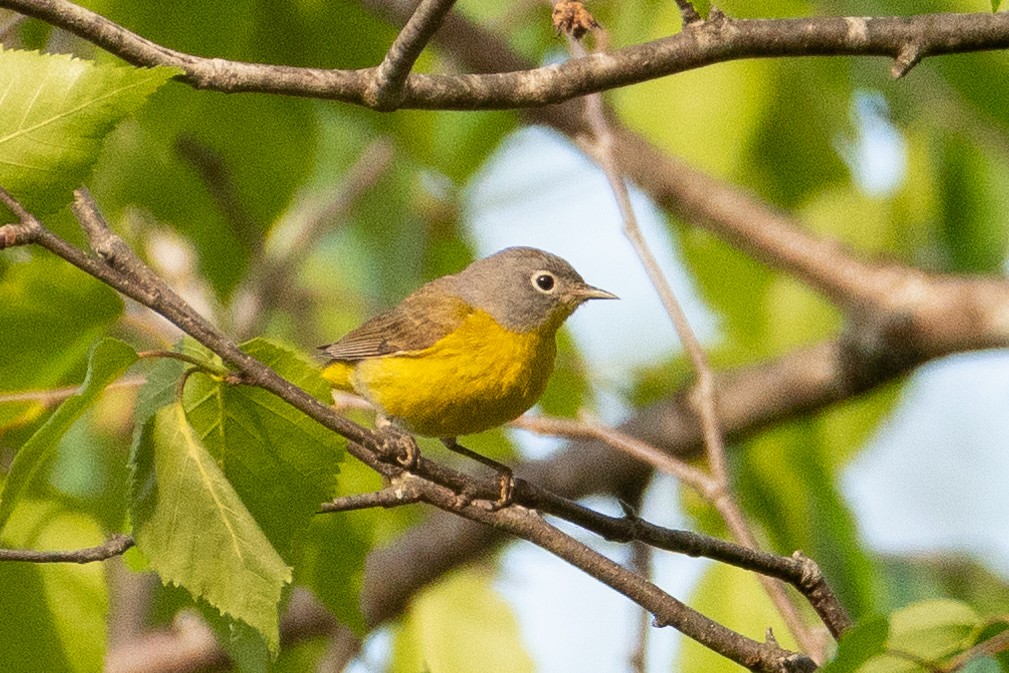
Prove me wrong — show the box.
[131,402,291,652]
[0,338,136,533]
[392,568,535,673]
[0,47,178,214]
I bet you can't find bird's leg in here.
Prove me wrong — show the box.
[376,416,420,470]
[440,438,514,509]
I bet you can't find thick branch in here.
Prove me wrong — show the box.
[4,0,1009,109]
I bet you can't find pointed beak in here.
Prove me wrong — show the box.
[573,283,618,301]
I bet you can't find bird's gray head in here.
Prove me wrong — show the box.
[452,246,616,333]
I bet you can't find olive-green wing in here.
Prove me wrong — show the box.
[319,282,470,361]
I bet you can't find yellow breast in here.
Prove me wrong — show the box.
[326,309,557,438]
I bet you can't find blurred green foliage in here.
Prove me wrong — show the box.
[1,0,1008,671]
[391,567,536,673]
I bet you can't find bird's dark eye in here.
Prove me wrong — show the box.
[533,272,556,292]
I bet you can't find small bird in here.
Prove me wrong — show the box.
[320,246,616,505]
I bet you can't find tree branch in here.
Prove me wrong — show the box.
[4,0,1009,109]
[365,0,458,109]
[397,471,819,673]
[0,533,134,563]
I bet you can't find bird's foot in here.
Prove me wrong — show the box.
[377,424,420,471]
[486,470,515,511]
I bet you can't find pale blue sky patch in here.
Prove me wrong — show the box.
[835,90,908,197]
[844,350,1009,578]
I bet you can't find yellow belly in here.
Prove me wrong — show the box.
[323,310,556,438]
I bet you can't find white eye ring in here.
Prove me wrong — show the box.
[531,271,557,293]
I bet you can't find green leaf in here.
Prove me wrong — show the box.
[298,512,371,635]
[391,568,535,673]
[887,599,980,662]
[855,600,982,673]
[131,402,291,652]
[0,502,109,673]
[994,0,1002,13]
[0,47,178,215]
[182,338,343,560]
[0,257,123,393]
[0,338,136,533]
[821,616,889,673]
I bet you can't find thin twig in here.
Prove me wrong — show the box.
[513,417,852,639]
[0,375,146,407]
[944,623,1009,671]
[137,350,229,376]
[318,483,424,513]
[365,0,458,109]
[575,57,728,485]
[513,414,715,494]
[572,37,825,659]
[673,0,703,26]
[0,533,134,563]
